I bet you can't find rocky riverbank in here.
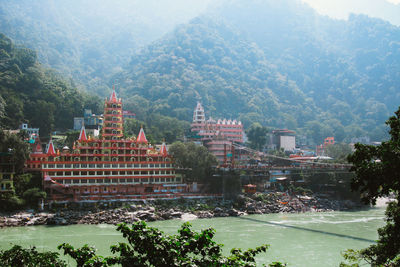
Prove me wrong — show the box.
[0,193,363,227]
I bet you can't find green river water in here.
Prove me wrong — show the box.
[0,207,385,266]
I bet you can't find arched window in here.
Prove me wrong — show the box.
[112,157,118,162]
[112,150,117,154]
[94,157,98,162]
[112,110,118,114]
[112,123,117,128]
[74,157,80,161]
[112,130,118,134]
[112,104,117,108]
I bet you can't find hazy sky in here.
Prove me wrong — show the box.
[301,0,400,25]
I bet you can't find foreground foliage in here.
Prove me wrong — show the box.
[343,106,400,266]
[0,245,67,267]
[1,221,283,266]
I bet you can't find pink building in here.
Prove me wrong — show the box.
[190,102,244,143]
[190,102,245,166]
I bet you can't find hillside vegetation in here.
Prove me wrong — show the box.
[1,0,399,144]
[0,33,101,136]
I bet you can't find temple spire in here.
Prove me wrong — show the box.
[78,126,87,141]
[137,127,148,144]
[160,142,168,157]
[46,139,56,156]
[110,85,117,102]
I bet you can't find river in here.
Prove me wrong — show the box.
[0,207,385,266]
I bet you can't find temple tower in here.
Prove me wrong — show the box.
[102,89,123,140]
[193,102,205,123]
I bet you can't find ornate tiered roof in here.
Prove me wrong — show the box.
[137,127,148,144]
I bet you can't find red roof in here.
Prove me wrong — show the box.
[137,127,148,144]
[78,126,87,141]
[110,87,117,102]
[46,140,56,156]
[160,142,168,157]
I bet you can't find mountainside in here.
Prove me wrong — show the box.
[116,18,317,128]
[0,33,100,136]
[1,0,399,144]
[0,0,209,95]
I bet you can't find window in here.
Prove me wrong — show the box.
[96,179,103,183]
[81,179,87,184]
[73,179,80,184]
[104,178,110,183]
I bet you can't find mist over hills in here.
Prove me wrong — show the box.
[0,0,399,144]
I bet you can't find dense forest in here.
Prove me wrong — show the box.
[0,0,399,145]
[0,33,101,137]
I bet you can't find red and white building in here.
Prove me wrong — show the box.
[190,102,245,165]
[190,102,244,143]
[27,90,186,202]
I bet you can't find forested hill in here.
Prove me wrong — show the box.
[213,0,400,138]
[0,33,101,137]
[1,0,399,144]
[115,17,318,131]
[0,0,208,95]
[115,0,400,142]
[115,0,400,143]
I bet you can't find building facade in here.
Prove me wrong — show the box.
[0,152,15,194]
[190,102,244,143]
[271,129,296,152]
[190,102,245,165]
[29,90,185,202]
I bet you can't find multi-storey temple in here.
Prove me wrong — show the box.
[27,90,185,202]
[190,102,246,165]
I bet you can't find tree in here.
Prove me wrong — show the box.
[169,142,218,182]
[344,106,400,266]
[58,221,282,267]
[325,143,352,163]
[246,123,268,151]
[0,245,67,267]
